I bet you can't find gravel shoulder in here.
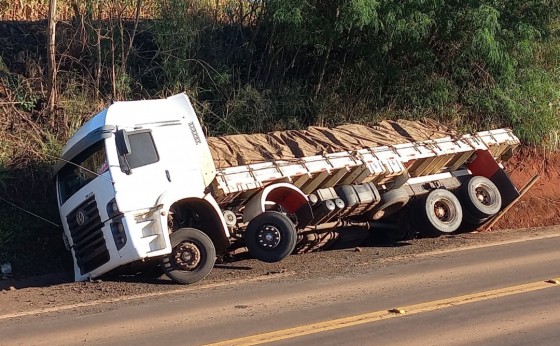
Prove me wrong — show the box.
[1,225,559,318]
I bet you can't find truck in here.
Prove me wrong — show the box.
[54,93,521,284]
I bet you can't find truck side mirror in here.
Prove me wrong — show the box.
[115,129,131,156]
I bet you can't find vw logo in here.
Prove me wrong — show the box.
[76,210,86,226]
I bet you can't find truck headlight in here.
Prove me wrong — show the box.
[62,232,71,251]
[107,199,120,218]
[110,220,127,250]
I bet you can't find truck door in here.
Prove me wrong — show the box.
[110,122,206,213]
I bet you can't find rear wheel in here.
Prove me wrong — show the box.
[416,189,463,237]
[161,228,216,284]
[245,211,297,263]
[369,188,410,220]
[460,176,502,219]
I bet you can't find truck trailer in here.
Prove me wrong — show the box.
[54,93,521,284]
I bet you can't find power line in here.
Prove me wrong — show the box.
[0,195,60,228]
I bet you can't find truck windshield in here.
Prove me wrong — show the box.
[57,141,108,204]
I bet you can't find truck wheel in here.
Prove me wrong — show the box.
[245,211,297,263]
[369,188,410,220]
[416,189,463,237]
[460,176,502,219]
[161,228,216,284]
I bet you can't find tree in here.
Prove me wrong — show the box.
[265,0,381,96]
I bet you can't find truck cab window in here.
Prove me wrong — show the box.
[58,142,108,204]
[118,130,159,171]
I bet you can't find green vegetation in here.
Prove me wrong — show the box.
[0,0,558,276]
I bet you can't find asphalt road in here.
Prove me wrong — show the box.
[1,231,559,346]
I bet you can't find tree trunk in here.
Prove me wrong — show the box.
[122,0,142,75]
[109,10,117,100]
[94,2,102,100]
[95,26,101,99]
[315,43,332,98]
[111,35,117,100]
[46,0,57,113]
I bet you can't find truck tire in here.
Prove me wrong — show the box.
[416,189,463,237]
[459,176,502,219]
[161,228,216,284]
[369,188,410,220]
[245,211,297,263]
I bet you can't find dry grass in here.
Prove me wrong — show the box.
[0,0,156,21]
[0,0,245,22]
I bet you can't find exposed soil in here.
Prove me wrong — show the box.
[1,147,559,317]
[495,147,560,229]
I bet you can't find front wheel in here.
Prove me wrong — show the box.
[161,228,216,284]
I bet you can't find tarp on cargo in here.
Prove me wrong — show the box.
[208,119,456,168]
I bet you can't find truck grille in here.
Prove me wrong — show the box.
[66,196,110,275]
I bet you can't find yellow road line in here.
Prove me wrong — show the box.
[207,278,560,346]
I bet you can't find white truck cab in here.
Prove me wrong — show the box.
[55,94,228,282]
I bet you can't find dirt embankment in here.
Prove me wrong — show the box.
[495,147,560,229]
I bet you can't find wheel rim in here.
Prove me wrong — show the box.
[172,242,201,271]
[257,224,281,249]
[433,198,456,223]
[474,184,495,206]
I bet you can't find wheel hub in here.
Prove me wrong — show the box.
[434,200,454,222]
[257,225,281,249]
[172,242,201,271]
[475,186,492,205]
